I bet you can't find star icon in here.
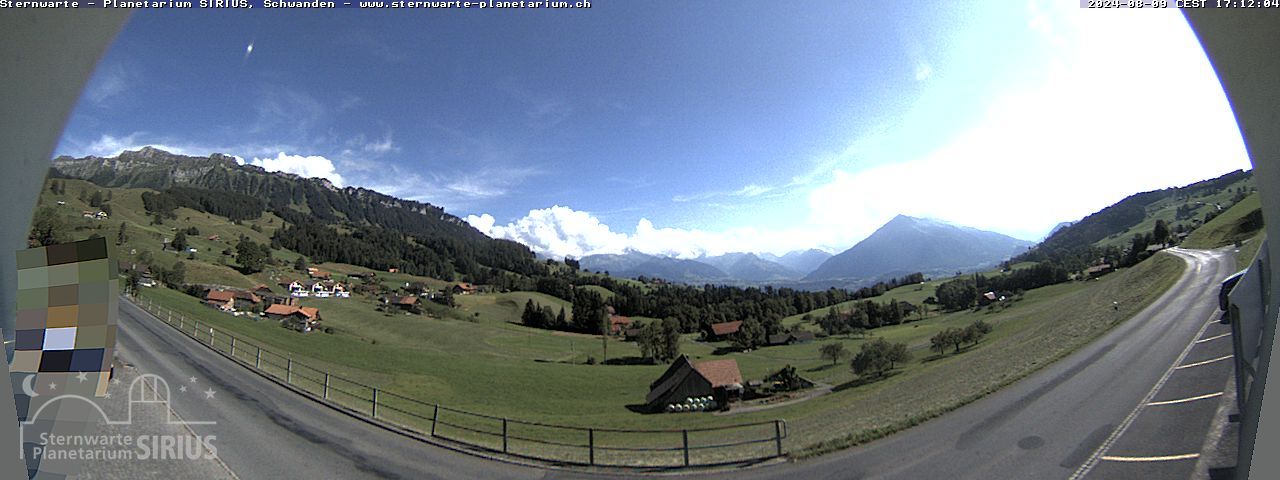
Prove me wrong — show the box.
[203,388,216,400]
[48,382,57,390]
[189,376,198,383]
[179,385,188,393]
[76,372,89,383]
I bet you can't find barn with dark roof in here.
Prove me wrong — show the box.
[644,355,744,412]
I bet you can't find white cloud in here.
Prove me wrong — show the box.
[246,152,346,186]
[914,61,933,81]
[468,205,834,259]
[79,134,190,158]
[467,206,629,259]
[363,132,397,154]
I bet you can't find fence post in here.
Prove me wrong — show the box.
[323,373,330,399]
[209,328,215,346]
[230,337,236,357]
[683,429,690,467]
[255,347,261,369]
[502,418,508,453]
[775,420,783,457]
[372,388,379,418]
[178,316,183,329]
[431,404,439,436]
[287,357,293,384]
[588,428,595,466]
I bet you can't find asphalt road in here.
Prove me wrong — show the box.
[106,247,1236,480]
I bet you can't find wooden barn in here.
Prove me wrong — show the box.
[644,356,744,412]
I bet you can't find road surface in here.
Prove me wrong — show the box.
[107,247,1236,479]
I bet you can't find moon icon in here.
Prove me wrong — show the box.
[21,374,38,398]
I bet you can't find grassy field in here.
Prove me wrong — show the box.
[45,177,1198,461]
[1093,177,1254,250]
[1182,193,1262,249]
[134,251,1187,459]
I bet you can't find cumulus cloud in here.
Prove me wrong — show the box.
[246,152,346,186]
[467,206,833,259]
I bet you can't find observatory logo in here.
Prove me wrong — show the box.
[18,372,219,462]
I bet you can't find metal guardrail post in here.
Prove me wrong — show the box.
[323,373,330,400]
[287,357,293,384]
[775,420,783,457]
[255,347,261,369]
[178,316,183,329]
[683,429,690,466]
[502,418,508,453]
[431,404,439,436]
[372,388,379,418]
[230,337,236,357]
[588,428,595,465]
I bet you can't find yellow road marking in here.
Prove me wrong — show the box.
[1101,453,1200,462]
[1147,391,1223,406]
[1175,355,1233,369]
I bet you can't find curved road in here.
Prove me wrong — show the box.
[109,247,1236,479]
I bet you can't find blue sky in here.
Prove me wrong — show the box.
[57,1,1251,259]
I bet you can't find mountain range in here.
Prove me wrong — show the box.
[53,147,1039,290]
[803,215,1033,283]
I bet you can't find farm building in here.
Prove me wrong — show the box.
[767,331,817,346]
[645,356,744,412]
[452,282,477,295]
[232,290,262,311]
[1085,263,1114,278]
[204,290,236,312]
[265,304,322,332]
[608,315,632,335]
[388,295,419,312]
[251,284,274,296]
[707,320,743,341]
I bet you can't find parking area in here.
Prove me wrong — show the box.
[1083,315,1235,479]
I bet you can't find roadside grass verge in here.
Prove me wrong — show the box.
[788,252,1185,458]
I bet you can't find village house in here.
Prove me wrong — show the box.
[306,267,331,280]
[707,320,743,341]
[645,356,744,413]
[251,284,274,296]
[232,290,262,311]
[608,315,632,335]
[452,282,477,295]
[203,290,236,312]
[265,304,322,332]
[385,295,419,312]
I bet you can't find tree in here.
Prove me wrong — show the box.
[116,222,128,246]
[1152,219,1170,246]
[819,342,848,366]
[637,318,682,363]
[294,256,308,272]
[125,269,141,293]
[730,318,766,350]
[571,290,609,334]
[158,261,186,288]
[236,238,269,273]
[851,338,910,379]
[29,206,68,247]
[171,231,188,251]
[556,307,568,330]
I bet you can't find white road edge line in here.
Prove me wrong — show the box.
[1196,333,1231,344]
[1100,453,1200,462]
[1067,307,1218,480]
[1175,355,1233,370]
[1147,392,1224,406]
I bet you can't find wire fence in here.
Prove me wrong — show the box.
[126,293,787,468]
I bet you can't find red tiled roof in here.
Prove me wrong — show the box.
[392,296,419,305]
[710,321,743,336]
[265,304,300,316]
[693,359,743,388]
[298,307,320,320]
[205,290,236,302]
